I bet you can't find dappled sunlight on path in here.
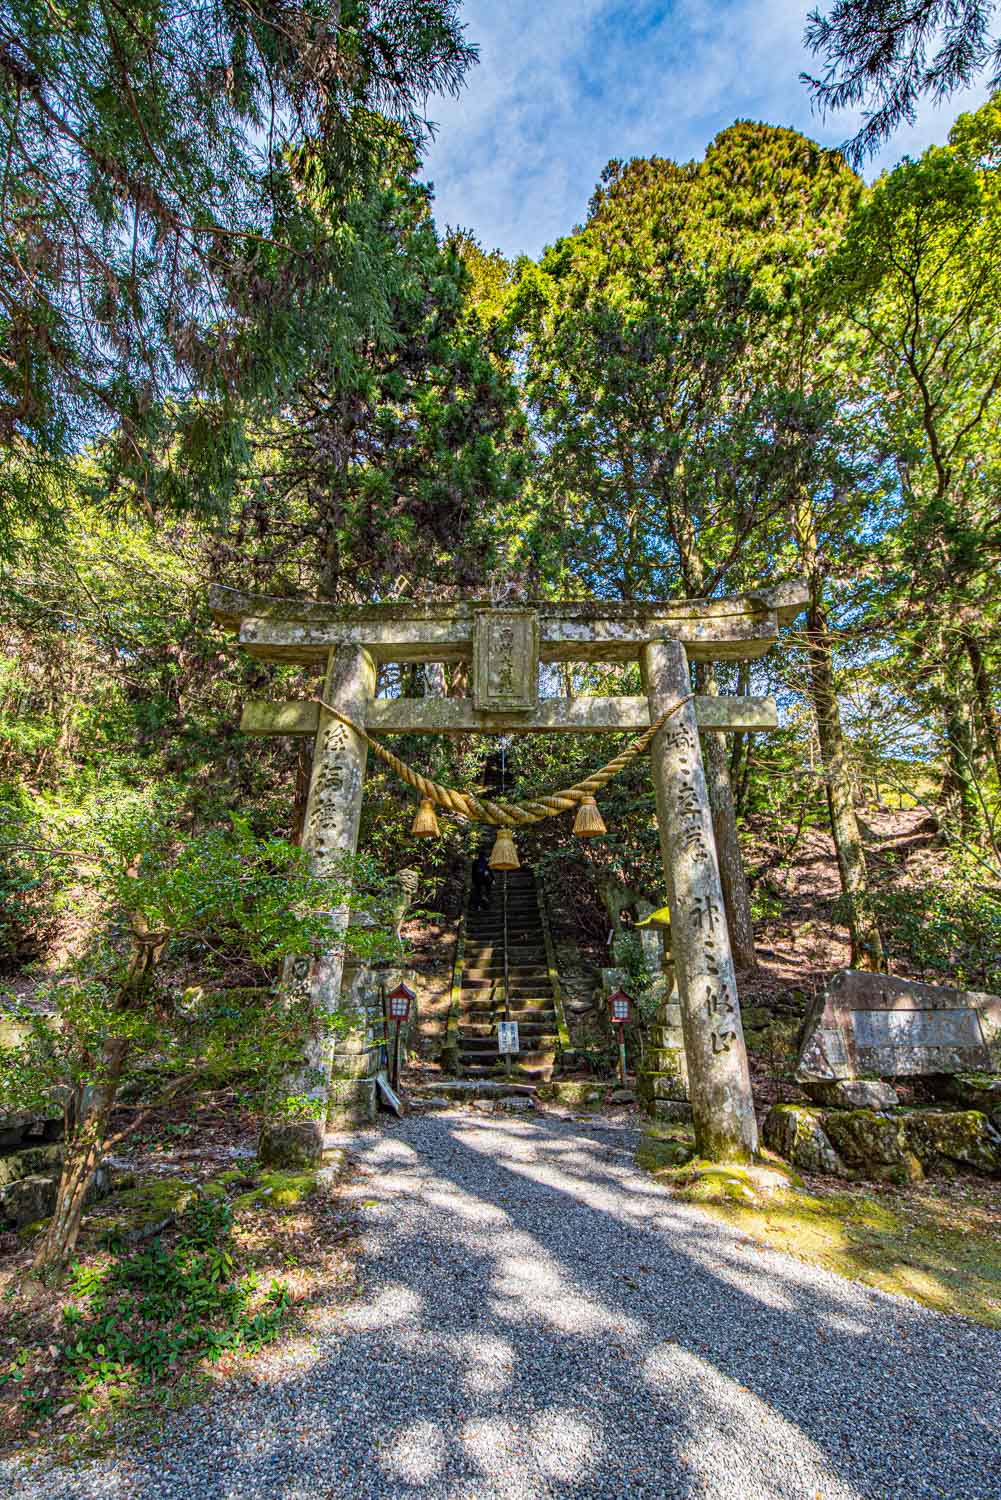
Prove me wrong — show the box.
[4,1111,999,1499]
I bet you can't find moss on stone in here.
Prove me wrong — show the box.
[202,1169,255,1199]
[763,1104,846,1176]
[635,1125,696,1173]
[81,1177,200,1244]
[537,1081,604,1106]
[233,1169,318,1211]
[902,1109,1001,1175]
[822,1109,925,1184]
[0,1143,63,1188]
[17,1216,50,1243]
[258,1119,323,1169]
[679,1167,759,1205]
[637,1147,797,1206]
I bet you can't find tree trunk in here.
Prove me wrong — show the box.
[31,1039,128,1276]
[31,924,165,1277]
[728,662,751,812]
[963,633,1001,789]
[940,690,979,837]
[292,740,313,844]
[695,664,757,970]
[805,592,886,971]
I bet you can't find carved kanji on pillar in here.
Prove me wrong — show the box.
[643,640,758,1160]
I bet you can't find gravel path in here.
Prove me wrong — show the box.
[4,1109,1000,1500]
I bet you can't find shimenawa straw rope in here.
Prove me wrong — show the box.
[312,693,695,828]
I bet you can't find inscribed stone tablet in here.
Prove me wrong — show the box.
[851,1008,984,1050]
[473,610,539,713]
[796,970,1001,1082]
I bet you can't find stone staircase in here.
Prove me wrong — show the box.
[451,867,563,1083]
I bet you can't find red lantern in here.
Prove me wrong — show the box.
[607,987,633,1026]
[387,982,415,1022]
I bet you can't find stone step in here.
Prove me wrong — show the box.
[462,969,550,982]
[467,914,542,926]
[462,971,550,984]
[461,1059,555,1080]
[460,1002,554,1017]
[458,1020,557,1034]
[467,933,544,944]
[458,1021,557,1037]
[458,1044,558,1061]
[458,1035,557,1054]
[464,953,547,966]
[462,977,551,990]
[462,966,549,978]
[461,1001,554,1015]
[464,942,545,953]
[468,912,543,924]
[469,897,538,909]
[420,1080,538,1101]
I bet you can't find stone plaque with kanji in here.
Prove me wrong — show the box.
[473,609,539,713]
[797,970,1001,1081]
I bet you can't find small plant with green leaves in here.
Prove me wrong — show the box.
[0,788,398,1276]
[50,1193,289,1416]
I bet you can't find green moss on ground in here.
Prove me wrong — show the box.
[537,1081,605,1106]
[640,1140,1001,1327]
[635,1122,697,1173]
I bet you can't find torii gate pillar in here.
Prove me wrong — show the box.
[643,641,757,1158]
[259,645,375,1169]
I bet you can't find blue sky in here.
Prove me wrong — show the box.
[421,0,988,259]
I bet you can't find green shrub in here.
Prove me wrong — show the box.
[61,1194,288,1405]
[0,788,62,970]
[849,858,1001,991]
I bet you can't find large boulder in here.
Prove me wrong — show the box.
[903,1110,1001,1175]
[922,1072,1001,1126]
[0,1112,63,1151]
[0,1173,58,1228]
[802,1079,900,1110]
[823,1110,924,1183]
[762,1105,846,1176]
[0,1143,63,1188]
[763,1104,1001,1182]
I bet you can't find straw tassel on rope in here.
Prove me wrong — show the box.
[488,827,520,870]
[573,795,607,838]
[411,797,439,838]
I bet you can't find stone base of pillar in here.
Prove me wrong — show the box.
[644,1098,694,1123]
[325,956,418,1130]
[258,1118,325,1169]
[326,1075,378,1128]
[638,991,691,1121]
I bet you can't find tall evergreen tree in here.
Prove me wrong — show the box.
[0,0,475,539]
[804,0,1001,162]
[513,123,865,967]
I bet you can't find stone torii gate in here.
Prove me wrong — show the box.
[210,579,808,1165]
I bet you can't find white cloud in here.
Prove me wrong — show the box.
[422,0,990,259]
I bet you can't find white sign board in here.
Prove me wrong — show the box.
[497,1022,520,1054]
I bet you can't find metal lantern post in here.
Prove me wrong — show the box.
[386,981,415,1091]
[607,987,633,1087]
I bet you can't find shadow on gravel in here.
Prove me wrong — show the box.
[12,1113,1000,1500]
